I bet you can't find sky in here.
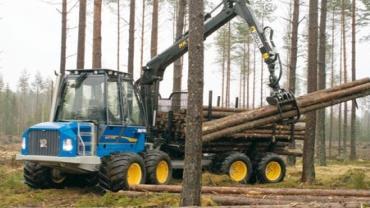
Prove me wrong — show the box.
[0,0,369,106]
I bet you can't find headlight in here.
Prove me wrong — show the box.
[22,137,26,150]
[62,138,73,151]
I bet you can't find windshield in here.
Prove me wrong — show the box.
[56,74,105,122]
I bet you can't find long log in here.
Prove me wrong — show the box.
[243,130,305,135]
[130,184,370,198]
[203,83,370,142]
[230,133,304,140]
[202,79,369,136]
[118,191,366,208]
[237,194,370,204]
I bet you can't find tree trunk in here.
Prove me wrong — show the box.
[260,15,264,108]
[242,40,246,108]
[172,0,187,111]
[181,0,204,205]
[350,0,357,160]
[317,0,328,166]
[287,0,300,166]
[253,46,256,109]
[128,0,136,75]
[302,0,318,184]
[117,0,120,70]
[92,0,102,68]
[221,28,226,107]
[247,39,250,109]
[140,0,146,74]
[338,16,343,157]
[342,0,348,155]
[60,0,67,75]
[151,0,159,58]
[243,40,247,108]
[76,0,86,69]
[329,5,336,159]
[226,22,231,108]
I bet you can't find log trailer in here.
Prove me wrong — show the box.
[16,0,300,192]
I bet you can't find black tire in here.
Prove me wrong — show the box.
[220,152,253,183]
[144,150,172,185]
[172,169,183,180]
[256,153,286,183]
[24,162,53,189]
[98,153,146,192]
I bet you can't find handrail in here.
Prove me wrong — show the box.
[77,123,86,156]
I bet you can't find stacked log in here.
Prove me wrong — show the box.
[202,78,370,142]
[156,111,305,141]
[155,79,369,157]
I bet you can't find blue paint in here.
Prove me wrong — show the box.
[21,121,147,158]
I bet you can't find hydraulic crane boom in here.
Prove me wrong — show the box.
[139,0,300,130]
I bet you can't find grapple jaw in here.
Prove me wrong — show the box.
[266,89,300,125]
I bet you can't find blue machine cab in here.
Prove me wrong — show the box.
[16,69,168,191]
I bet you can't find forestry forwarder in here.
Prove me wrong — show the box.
[16,0,300,192]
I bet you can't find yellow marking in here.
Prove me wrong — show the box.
[123,137,138,143]
[105,135,137,143]
[263,53,270,60]
[250,26,257,32]
[179,40,187,49]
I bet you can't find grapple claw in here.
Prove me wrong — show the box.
[266,89,300,125]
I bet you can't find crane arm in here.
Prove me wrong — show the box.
[140,0,299,129]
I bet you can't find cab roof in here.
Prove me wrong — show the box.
[66,69,132,79]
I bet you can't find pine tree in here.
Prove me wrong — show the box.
[287,0,300,166]
[77,0,87,69]
[302,0,318,184]
[317,0,328,166]
[181,0,204,205]
[172,0,187,111]
[151,0,159,58]
[92,0,102,68]
[350,0,357,160]
[128,0,136,75]
[60,0,67,74]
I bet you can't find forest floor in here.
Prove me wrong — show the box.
[0,141,370,207]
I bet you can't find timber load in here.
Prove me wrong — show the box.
[156,111,305,142]
[202,78,370,143]
[156,78,369,157]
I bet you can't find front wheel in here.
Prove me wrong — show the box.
[98,153,146,192]
[24,162,54,189]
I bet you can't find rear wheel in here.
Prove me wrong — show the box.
[98,153,146,192]
[221,152,253,183]
[24,162,53,189]
[144,150,172,185]
[257,153,286,183]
